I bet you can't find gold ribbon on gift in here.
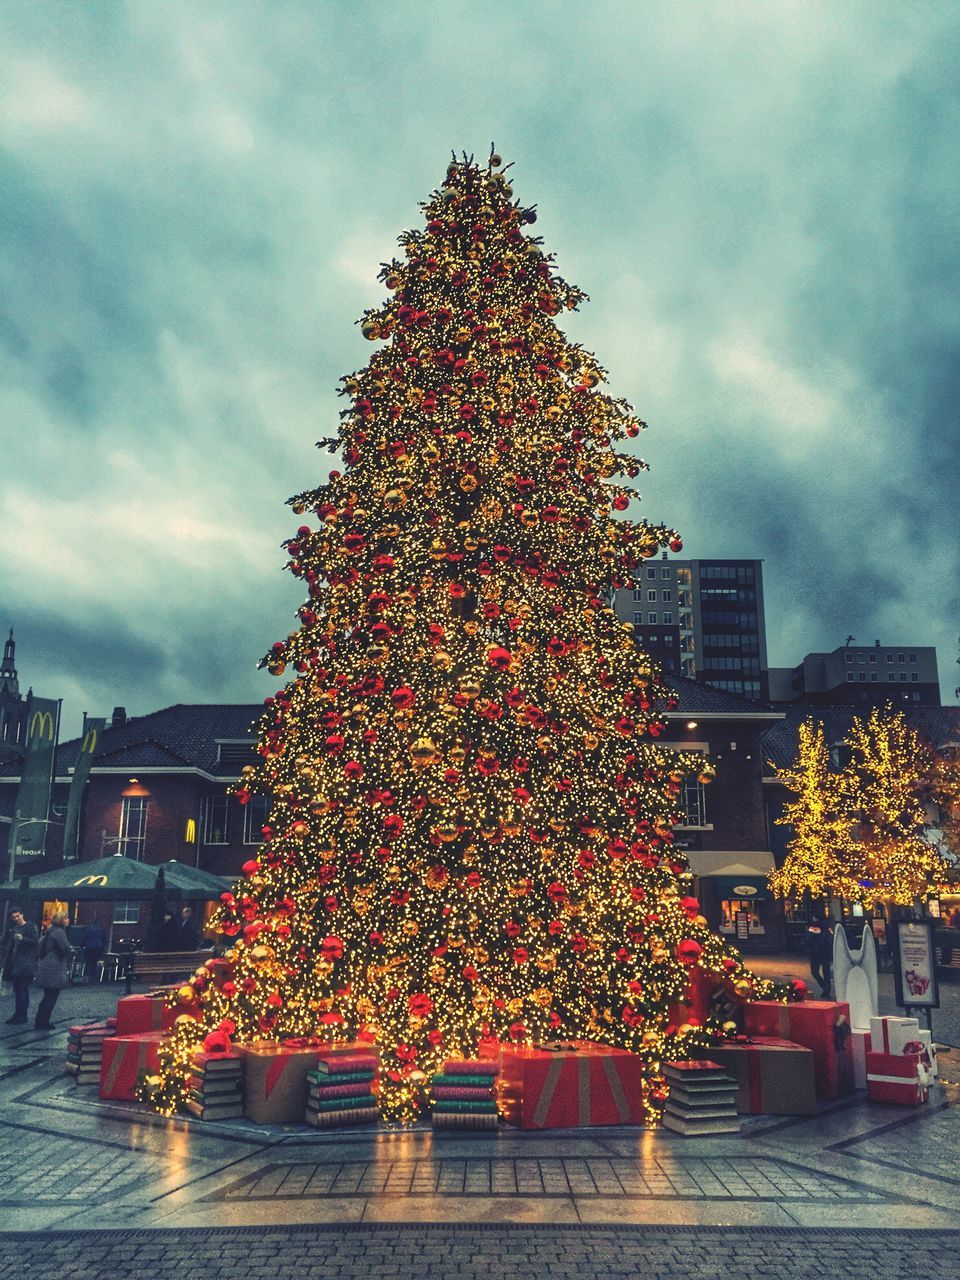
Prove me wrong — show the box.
[532,1049,631,1127]
[102,1038,151,1094]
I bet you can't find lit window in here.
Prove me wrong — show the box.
[118,796,148,859]
[201,793,230,845]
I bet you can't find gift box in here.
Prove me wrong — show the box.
[115,994,186,1035]
[851,1028,871,1089]
[498,1042,644,1130]
[865,1048,929,1106]
[239,1041,327,1125]
[707,1038,817,1115]
[917,1029,939,1079]
[869,1015,920,1056]
[743,1000,854,1099]
[99,1032,165,1100]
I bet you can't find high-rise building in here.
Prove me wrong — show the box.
[613,557,768,701]
[768,642,941,707]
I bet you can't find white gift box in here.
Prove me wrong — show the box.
[870,1015,919,1055]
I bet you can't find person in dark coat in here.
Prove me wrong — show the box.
[83,922,108,981]
[2,910,39,1025]
[806,913,834,997]
[178,906,200,951]
[156,910,180,952]
[34,910,72,1030]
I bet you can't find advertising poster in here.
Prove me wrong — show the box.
[892,920,940,1010]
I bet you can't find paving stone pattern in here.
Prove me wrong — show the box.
[0,1225,958,1280]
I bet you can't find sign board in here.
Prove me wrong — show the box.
[891,920,940,1010]
[870,917,887,946]
[732,884,758,897]
[735,911,750,941]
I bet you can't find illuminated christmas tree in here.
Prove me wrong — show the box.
[147,151,761,1122]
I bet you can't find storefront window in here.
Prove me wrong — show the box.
[719,897,764,935]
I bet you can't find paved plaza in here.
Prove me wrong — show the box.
[1,972,959,1276]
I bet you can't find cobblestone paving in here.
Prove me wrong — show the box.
[0,1224,957,1280]
[213,1154,882,1201]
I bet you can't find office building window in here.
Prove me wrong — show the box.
[899,672,907,682]
[679,778,708,827]
[648,613,658,625]
[888,673,895,681]
[886,654,894,663]
[858,671,866,681]
[871,672,878,681]
[845,653,854,663]
[202,793,230,845]
[909,653,917,663]
[869,653,876,663]
[846,672,854,682]
[897,653,905,663]
[243,793,270,844]
[857,653,865,663]
[647,590,657,602]
[633,589,643,603]
[662,612,673,625]
[661,567,671,579]
[647,567,657,579]
[662,590,672,602]
[118,795,148,859]
[910,672,918,683]
[633,612,644,626]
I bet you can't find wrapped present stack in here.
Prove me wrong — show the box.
[431,1059,500,1130]
[114,991,184,1035]
[708,1036,817,1116]
[185,1049,243,1121]
[866,1015,933,1106]
[65,1019,116,1086]
[305,1054,378,1128]
[744,999,854,1099]
[662,1061,740,1135]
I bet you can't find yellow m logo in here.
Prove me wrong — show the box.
[73,874,108,886]
[82,728,98,753]
[29,710,55,741]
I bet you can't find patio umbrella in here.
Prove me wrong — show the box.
[0,854,229,901]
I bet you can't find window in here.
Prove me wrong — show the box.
[647,590,657,602]
[646,567,657,580]
[633,612,644,626]
[118,795,148,859]
[858,672,866,681]
[899,672,907,682]
[202,793,230,844]
[888,673,895,681]
[857,653,865,663]
[113,900,140,925]
[871,672,878,682]
[912,691,920,701]
[911,672,919,682]
[662,612,673,625]
[243,793,270,844]
[869,653,876,663]
[898,653,905,663]
[632,589,643,603]
[679,777,708,827]
[845,672,854,682]
[886,654,894,663]
[648,613,658,625]
[661,567,671,579]
[845,653,854,663]
[909,653,917,663]
[661,590,672,602]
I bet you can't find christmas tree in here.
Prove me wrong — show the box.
[147,151,762,1123]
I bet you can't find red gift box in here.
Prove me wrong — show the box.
[238,1041,327,1124]
[865,1049,929,1106]
[707,1037,817,1115]
[115,994,189,1035]
[99,1032,165,1100]
[743,1000,853,1099]
[498,1042,645,1130]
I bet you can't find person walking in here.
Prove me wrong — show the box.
[806,912,834,998]
[34,910,72,1031]
[2,910,39,1025]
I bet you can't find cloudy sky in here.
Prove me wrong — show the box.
[1,1,958,737]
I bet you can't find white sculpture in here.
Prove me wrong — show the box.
[833,925,879,1029]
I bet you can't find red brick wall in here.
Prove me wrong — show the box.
[663,719,770,851]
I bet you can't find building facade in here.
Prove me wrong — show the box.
[0,631,29,763]
[614,556,769,701]
[768,642,941,707]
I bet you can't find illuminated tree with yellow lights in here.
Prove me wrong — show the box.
[772,707,949,910]
[146,151,761,1122]
[769,719,858,903]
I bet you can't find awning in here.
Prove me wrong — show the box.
[0,855,231,901]
[686,851,775,901]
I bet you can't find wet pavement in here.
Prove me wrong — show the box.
[1,976,959,1276]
